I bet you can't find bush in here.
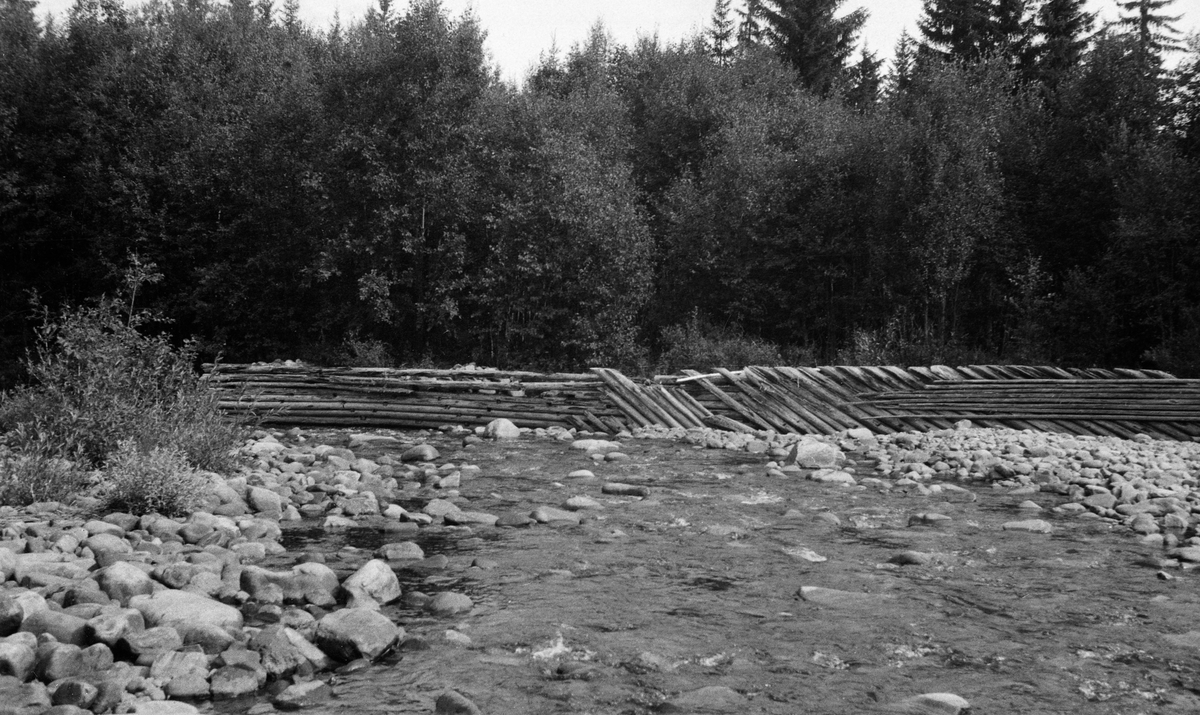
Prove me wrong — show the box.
[0,439,89,507]
[0,297,241,471]
[103,439,209,517]
[658,311,784,372]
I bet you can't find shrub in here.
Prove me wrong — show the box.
[0,297,241,471]
[658,311,784,372]
[103,439,209,517]
[0,438,89,507]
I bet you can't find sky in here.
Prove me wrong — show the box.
[34,0,1200,83]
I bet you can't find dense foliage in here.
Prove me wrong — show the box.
[2,0,1199,376]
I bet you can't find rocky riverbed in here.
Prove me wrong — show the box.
[3,419,1200,714]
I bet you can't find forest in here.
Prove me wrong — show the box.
[1,0,1199,383]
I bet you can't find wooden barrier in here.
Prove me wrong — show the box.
[206,363,1199,441]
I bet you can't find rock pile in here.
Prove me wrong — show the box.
[0,421,552,713]
[634,422,1200,551]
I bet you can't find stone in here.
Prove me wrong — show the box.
[787,440,844,469]
[562,496,603,511]
[342,559,402,607]
[177,621,235,655]
[495,513,535,528]
[426,592,473,617]
[314,609,402,661]
[129,590,243,631]
[907,513,952,527]
[0,676,50,711]
[375,542,425,561]
[422,499,461,518]
[119,625,182,659]
[323,515,358,529]
[80,642,113,672]
[83,534,134,568]
[165,674,210,698]
[50,678,97,709]
[250,625,307,678]
[531,507,581,524]
[890,692,971,714]
[435,690,483,714]
[401,445,439,463]
[568,470,595,479]
[283,627,331,671]
[570,439,621,454]
[0,637,37,680]
[442,511,498,527]
[248,487,283,520]
[132,701,201,714]
[86,608,145,647]
[889,551,933,566]
[798,586,891,607]
[149,650,209,687]
[601,483,650,497]
[210,664,262,699]
[272,680,332,710]
[661,685,748,713]
[1168,546,1200,563]
[1017,500,1042,510]
[0,596,24,637]
[1083,492,1117,510]
[484,418,521,440]
[1130,513,1160,535]
[35,643,85,682]
[96,561,155,606]
[20,610,89,646]
[1001,519,1054,534]
[334,492,379,517]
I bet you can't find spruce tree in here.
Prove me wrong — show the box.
[759,0,868,95]
[1115,0,1182,57]
[846,45,884,107]
[710,0,736,64]
[888,30,918,94]
[991,0,1030,60]
[1029,0,1094,84]
[918,0,993,61]
[737,0,765,51]
[918,0,1032,64]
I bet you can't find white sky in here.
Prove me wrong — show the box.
[35,0,1200,83]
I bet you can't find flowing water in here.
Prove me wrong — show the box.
[216,434,1200,714]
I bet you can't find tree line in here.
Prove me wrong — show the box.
[1,0,1199,381]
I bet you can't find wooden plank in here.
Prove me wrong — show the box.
[680,370,776,431]
[745,368,840,433]
[597,368,685,429]
[712,368,795,433]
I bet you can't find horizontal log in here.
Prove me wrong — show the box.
[857,413,1200,423]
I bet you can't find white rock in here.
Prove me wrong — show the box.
[342,560,402,607]
[485,418,522,440]
[129,590,243,631]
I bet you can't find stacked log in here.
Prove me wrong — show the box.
[851,379,1200,441]
[205,362,1199,441]
[205,363,631,432]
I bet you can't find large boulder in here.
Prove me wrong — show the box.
[96,561,155,606]
[485,418,521,440]
[20,611,89,646]
[247,487,283,520]
[129,590,243,631]
[314,609,402,662]
[85,608,145,647]
[341,560,401,609]
[786,440,845,469]
[0,635,37,681]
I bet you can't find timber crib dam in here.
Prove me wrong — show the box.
[203,363,1200,442]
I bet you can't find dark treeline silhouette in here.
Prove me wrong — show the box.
[2,0,1200,381]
